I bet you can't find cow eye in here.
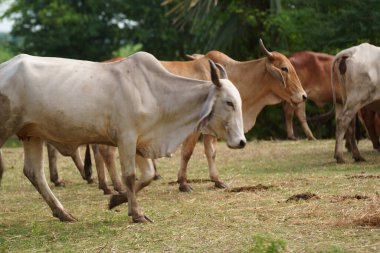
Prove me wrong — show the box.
[281,67,288,73]
[226,101,235,109]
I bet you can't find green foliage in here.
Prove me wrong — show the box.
[3,0,132,61]
[3,1,380,139]
[113,43,142,57]
[0,32,15,62]
[246,234,286,253]
[316,245,351,253]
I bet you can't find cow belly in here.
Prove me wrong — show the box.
[17,122,114,146]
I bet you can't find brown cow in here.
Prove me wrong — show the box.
[285,51,342,140]
[171,44,305,191]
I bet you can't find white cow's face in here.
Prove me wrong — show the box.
[200,80,246,149]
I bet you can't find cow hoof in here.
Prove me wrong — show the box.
[86,178,94,184]
[133,215,153,223]
[214,181,228,189]
[114,187,125,194]
[179,184,193,192]
[354,156,366,162]
[287,136,297,141]
[153,174,162,180]
[53,209,77,222]
[109,194,128,210]
[308,136,317,141]
[101,187,113,195]
[336,157,345,164]
[53,179,65,187]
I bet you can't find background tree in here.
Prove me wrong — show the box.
[2,0,132,61]
[2,0,380,139]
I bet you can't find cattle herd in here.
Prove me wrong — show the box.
[0,40,379,223]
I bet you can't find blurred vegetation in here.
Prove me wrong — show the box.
[1,0,379,139]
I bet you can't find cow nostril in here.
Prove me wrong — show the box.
[239,140,246,148]
[302,94,307,101]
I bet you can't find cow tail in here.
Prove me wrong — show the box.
[0,150,4,186]
[307,55,342,123]
[84,144,92,181]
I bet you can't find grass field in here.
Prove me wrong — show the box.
[0,139,379,253]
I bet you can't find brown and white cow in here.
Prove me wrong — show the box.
[285,51,342,140]
[332,43,380,163]
[0,52,245,222]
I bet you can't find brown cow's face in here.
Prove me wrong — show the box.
[266,52,307,106]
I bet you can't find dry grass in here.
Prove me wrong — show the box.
[0,139,379,252]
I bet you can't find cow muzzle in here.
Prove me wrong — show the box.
[227,128,246,149]
[291,91,307,105]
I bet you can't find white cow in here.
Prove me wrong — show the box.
[0,52,245,223]
[332,43,380,163]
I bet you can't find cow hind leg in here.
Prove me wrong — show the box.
[23,137,76,221]
[177,132,201,192]
[335,105,361,163]
[203,135,226,189]
[347,117,365,162]
[46,143,65,187]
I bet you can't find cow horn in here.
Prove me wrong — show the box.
[185,54,195,60]
[259,39,274,60]
[209,59,221,88]
[215,63,228,79]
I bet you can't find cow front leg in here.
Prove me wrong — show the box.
[203,134,226,189]
[46,143,65,187]
[99,145,124,193]
[294,102,316,140]
[177,132,201,192]
[108,156,154,211]
[118,137,150,223]
[24,137,76,221]
[283,102,297,140]
[92,144,112,195]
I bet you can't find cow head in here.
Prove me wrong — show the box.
[197,60,246,149]
[260,39,307,106]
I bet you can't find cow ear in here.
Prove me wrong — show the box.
[209,59,221,88]
[265,62,287,87]
[196,87,217,131]
[215,63,228,79]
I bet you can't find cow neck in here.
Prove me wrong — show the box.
[136,76,214,158]
[222,57,281,132]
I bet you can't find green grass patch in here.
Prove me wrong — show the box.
[0,140,379,252]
